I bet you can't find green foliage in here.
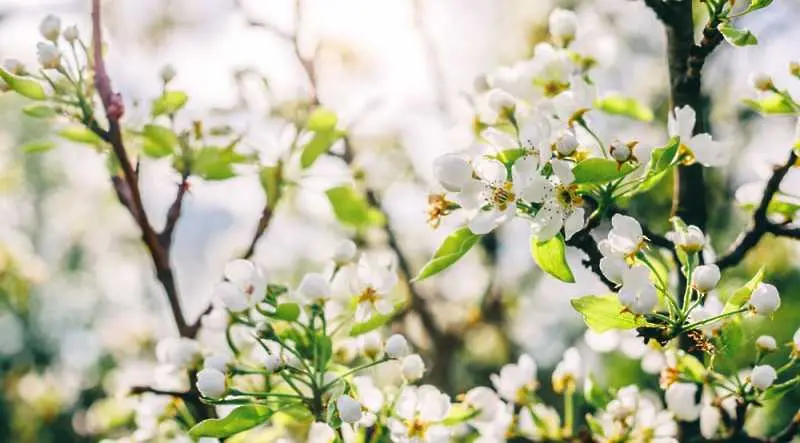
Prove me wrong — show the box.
[531,233,575,283]
[493,148,527,169]
[636,137,680,193]
[19,140,56,154]
[274,303,301,321]
[594,94,654,122]
[300,108,345,169]
[414,227,481,281]
[718,24,758,46]
[325,186,385,228]
[584,374,613,409]
[141,124,178,158]
[22,104,57,119]
[571,158,634,185]
[441,404,481,426]
[724,267,765,313]
[259,164,283,211]
[740,0,773,15]
[189,405,272,438]
[58,125,106,146]
[349,304,405,336]
[0,68,46,100]
[763,377,800,401]
[743,95,797,115]
[151,91,189,117]
[571,294,646,332]
[192,146,249,180]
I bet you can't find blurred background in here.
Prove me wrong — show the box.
[0,0,799,441]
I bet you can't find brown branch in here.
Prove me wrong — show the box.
[160,173,190,248]
[716,150,799,269]
[130,385,193,400]
[641,0,674,24]
[243,206,274,259]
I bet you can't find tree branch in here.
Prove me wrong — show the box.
[716,150,799,269]
[641,0,673,24]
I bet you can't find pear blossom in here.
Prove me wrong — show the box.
[433,154,474,193]
[700,404,722,439]
[749,73,773,91]
[618,265,658,314]
[262,352,283,372]
[490,354,537,404]
[332,239,357,265]
[308,422,336,443]
[692,264,721,292]
[296,272,331,305]
[607,214,644,256]
[3,59,24,75]
[598,240,628,285]
[352,376,385,427]
[337,395,363,423]
[553,129,579,156]
[750,365,777,390]
[669,224,706,252]
[359,331,383,359]
[401,354,426,382]
[196,368,226,398]
[610,140,632,163]
[551,347,581,393]
[548,8,578,45]
[39,15,61,41]
[527,159,585,241]
[36,42,61,69]
[665,382,700,421]
[62,25,79,43]
[156,337,200,369]
[385,334,410,358]
[518,404,562,441]
[486,88,517,115]
[755,335,777,352]
[203,354,231,372]
[750,283,780,315]
[388,385,451,443]
[463,386,502,423]
[214,259,268,312]
[591,386,677,443]
[160,64,177,83]
[668,106,727,167]
[551,75,597,122]
[352,254,398,321]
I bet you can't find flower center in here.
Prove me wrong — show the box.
[358,287,379,304]
[427,194,454,228]
[406,418,429,438]
[490,182,516,211]
[244,283,255,295]
[542,80,570,98]
[554,184,582,208]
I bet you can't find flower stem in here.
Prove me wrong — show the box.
[682,307,747,331]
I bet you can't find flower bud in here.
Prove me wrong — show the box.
[196,368,226,398]
[385,334,410,358]
[359,332,383,359]
[263,353,283,372]
[791,62,800,78]
[332,239,357,265]
[36,43,61,70]
[610,140,632,163]
[692,264,721,292]
[39,15,61,42]
[4,59,25,75]
[433,154,473,192]
[672,225,705,252]
[755,335,777,352]
[160,64,177,83]
[204,354,232,372]
[749,73,774,92]
[297,272,331,304]
[548,8,578,45]
[665,382,700,421]
[309,422,335,443]
[486,88,516,114]
[750,283,780,315]
[750,364,777,390]
[401,354,425,382]
[554,130,579,156]
[62,25,79,43]
[336,395,363,423]
[794,327,800,354]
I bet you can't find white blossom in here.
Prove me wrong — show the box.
[528,159,585,241]
[308,422,335,443]
[618,265,657,314]
[755,335,777,352]
[750,283,781,315]
[36,42,61,69]
[337,395,363,423]
[464,386,502,423]
[203,354,231,372]
[607,214,644,256]
[548,8,578,45]
[668,106,727,167]
[214,259,268,312]
[748,73,773,91]
[196,368,226,398]
[692,264,721,292]
[552,347,581,393]
[433,154,473,193]
[609,140,632,163]
[332,239,357,265]
[160,64,177,83]
[39,15,61,41]
[669,224,706,252]
[156,337,200,369]
[296,272,331,305]
[352,254,397,321]
[700,404,722,439]
[553,129,579,156]
[401,354,426,382]
[750,365,777,390]
[665,382,700,421]
[359,331,383,359]
[385,334,410,358]
[490,354,537,404]
[388,385,451,443]
[62,25,79,43]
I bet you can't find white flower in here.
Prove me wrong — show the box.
[359,331,383,359]
[337,395,363,423]
[203,354,231,372]
[552,347,581,393]
[599,241,628,285]
[618,265,657,314]
[385,334,410,358]
[689,295,725,336]
[548,8,578,44]
[669,224,706,252]
[750,365,777,390]
[332,239,357,265]
[528,159,585,241]
[665,382,700,421]
[464,386,502,423]
[668,106,727,167]
[700,404,722,439]
[3,59,24,75]
[36,43,61,69]
[748,73,773,91]
[262,353,283,372]
[352,254,397,321]
[160,64,177,83]
[39,15,61,41]
[61,25,79,43]
[214,259,268,312]
[755,335,777,352]
[156,337,200,369]
[607,214,644,256]
[692,264,721,292]
[388,385,451,443]
[297,272,331,305]
[486,88,517,114]
[490,354,537,404]
[750,283,780,315]
[610,140,632,163]
[553,129,579,156]
[433,154,474,192]
[196,368,226,398]
[308,422,335,443]
[794,327,800,353]
[352,376,385,426]
[518,404,562,440]
[201,306,229,330]
[401,354,426,382]
[551,75,596,122]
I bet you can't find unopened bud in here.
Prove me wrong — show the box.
[62,25,79,43]
[749,73,774,92]
[39,15,61,42]
[36,43,61,70]
[554,130,579,156]
[160,64,177,83]
[610,140,632,162]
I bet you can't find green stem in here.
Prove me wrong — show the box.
[321,358,391,391]
[563,388,574,438]
[229,389,305,400]
[682,307,747,331]
[576,118,608,158]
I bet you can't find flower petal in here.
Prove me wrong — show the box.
[224,259,256,285]
[550,159,575,185]
[469,209,506,234]
[475,158,508,185]
[563,208,585,240]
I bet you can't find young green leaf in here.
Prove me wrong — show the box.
[22,104,57,119]
[742,95,796,115]
[571,158,634,185]
[531,233,575,283]
[584,374,613,409]
[0,68,47,100]
[306,107,338,132]
[441,404,481,426]
[718,24,758,47]
[314,334,333,370]
[151,91,189,117]
[58,125,106,146]
[259,164,283,211]
[762,377,800,401]
[192,147,250,180]
[325,186,385,228]
[274,303,300,321]
[20,140,56,154]
[571,294,645,332]
[189,405,272,438]
[594,94,654,122]
[414,227,481,281]
[141,124,178,158]
[635,137,680,194]
[300,130,344,169]
[741,0,773,15]
[723,267,765,313]
[349,303,405,336]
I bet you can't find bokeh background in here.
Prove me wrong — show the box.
[0,0,799,441]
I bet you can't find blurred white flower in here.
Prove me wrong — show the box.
[464,386,502,423]
[203,354,231,372]
[39,14,61,41]
[700,404,722,439]
[196,368,226,398]
[665,382,700,421]
[332,239,357,265]
[337,395,363,423]
[618,265,657,314]
[401,354,426,382]
[748,73,773,91]
[669,224,706,252]
[750,283,780,315]
[548,8,578,45]
[692,264,721,293]
[62,25,79,43]
[156,337,200,369]
[750,365,777,390]
[160,64,177,83]
[385,334,410,358]
[352,254,397,321]
[36,42,61,69]
[668,106,727,167]
[214,259,268,312]
[552,347,581,393]
[296,272,331,305]
[388,385,451,442]
[755,335,777,352]
[490,354,537,404]
[309,422,335,443]
[359,331,383,359]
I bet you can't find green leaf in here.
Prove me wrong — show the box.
[718,24,758,46]
[58,125,106,146]
[274,303,300,321]
[414,227,481,281]
[259,164,283,211]
[742,95,796,115]
[571,158,634,185]
[636,137,680,193]
[300,130,344,169]
[678,352,707,382]
[0,67,46,100]
[493,148,527,168]
[22,104,57,119]
[315,334,333,370]
[441,404,481,426]
[348,304,405,336]
[325,186,385,228]
[141,124,178,158]
[192,147,249,180]
[531,233,575,283]
[188,405,272,439]
[151,90,188,117]
[306,107,338,132]
[762,377,800,401]
[724,267,765,313]
[742,0,773,15]
[20,140,56,154]
[594,94,654,122]
[571,294,646,332]
[584,374,612,409]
